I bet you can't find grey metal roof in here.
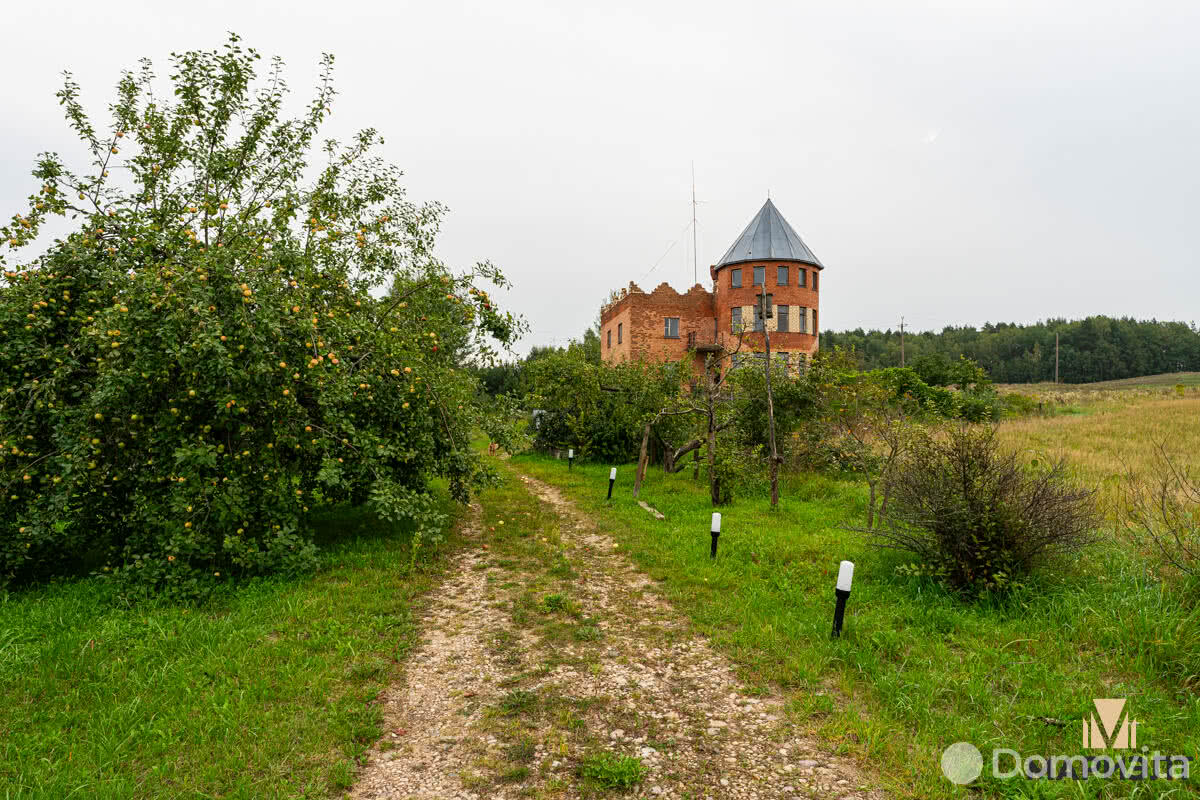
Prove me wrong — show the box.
[716,199,824,269]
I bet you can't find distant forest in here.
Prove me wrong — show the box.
[821,316,1200,384]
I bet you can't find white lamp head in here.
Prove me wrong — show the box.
[568,449,574,458]
[711,512,721,533]
[609,467,617,480]
[836,560,855,592]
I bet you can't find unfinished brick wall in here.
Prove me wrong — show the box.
[601,282,715,364]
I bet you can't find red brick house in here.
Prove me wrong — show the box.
[600,199,823,370]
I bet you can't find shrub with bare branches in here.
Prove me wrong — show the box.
[1122,444,1200,577]
[863,425,1100,595]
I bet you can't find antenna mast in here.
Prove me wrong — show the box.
[691,162,698,285]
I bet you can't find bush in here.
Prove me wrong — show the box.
[1122,444,1200,579]
[0,37,519,598]
[865,425,1099,595]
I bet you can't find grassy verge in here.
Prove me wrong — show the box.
[0,491,464,799]
[509,454,1200,798]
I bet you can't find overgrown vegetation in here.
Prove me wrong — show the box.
[0,37,520,598]
[864,425,1099,595]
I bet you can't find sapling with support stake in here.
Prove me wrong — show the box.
[757,290,781,508]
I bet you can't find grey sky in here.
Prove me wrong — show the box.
[3,0,1198,355]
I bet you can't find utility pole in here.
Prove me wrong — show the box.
[1055,331,1060,384]
[691,162,699,286]
[900,315,906,367]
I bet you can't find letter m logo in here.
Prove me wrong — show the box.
[1083,698,1138,750]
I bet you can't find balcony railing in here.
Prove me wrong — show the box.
[686,331,723,352]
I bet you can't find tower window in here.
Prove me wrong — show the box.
[796,307,807,333]
[753,297,769,332]
[731,307,742,332]
[664,317,680,338]
[730,268,742,288]
[777,266,789,285]
[607,329,612,348]
[813,271,818,291]
[617,323,623,344]
[797,268,806,288]
[753,266,765,286]
[777,305,789,332]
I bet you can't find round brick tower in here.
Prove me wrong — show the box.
[709,199,823,365]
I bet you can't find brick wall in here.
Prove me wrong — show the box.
[711,260,821,360]
[600,261,821,367]
[601,282,715,364]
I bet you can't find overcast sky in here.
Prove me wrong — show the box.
[3,0,1198,355]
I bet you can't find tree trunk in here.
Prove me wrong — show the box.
[761,294,780,508]
[707,412,719,506]
[633,422,651,498]
[692,446,700,481]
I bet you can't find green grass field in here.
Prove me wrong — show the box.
[0,495,463,799]
[510,452,1200,798]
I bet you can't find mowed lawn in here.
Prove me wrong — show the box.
[511,404,1200,799]
[0,494,463,799]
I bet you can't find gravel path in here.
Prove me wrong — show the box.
[348,471,883,800]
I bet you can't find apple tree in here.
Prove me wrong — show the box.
[0,36,522,597]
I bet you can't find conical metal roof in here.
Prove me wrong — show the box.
[716,199,823,269]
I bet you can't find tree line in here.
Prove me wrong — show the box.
[821,316,1200,384]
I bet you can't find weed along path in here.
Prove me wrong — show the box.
[349,468,881,800]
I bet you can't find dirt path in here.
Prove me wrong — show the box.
[349,471,882,800]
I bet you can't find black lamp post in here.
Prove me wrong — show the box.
[607,467,616,501]
[568,448,574,470]
[710,512,721,558]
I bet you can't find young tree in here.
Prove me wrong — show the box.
[0,36,521,596]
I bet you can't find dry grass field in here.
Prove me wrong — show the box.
[996,382,1200,515]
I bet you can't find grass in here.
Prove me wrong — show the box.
[510,435,1200,798]
[0,491,464,799]
[576,751,647,790]
[996,394,1200,513]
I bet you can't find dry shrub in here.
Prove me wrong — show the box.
[866,425,1100,595]
[1122,444,1200,578]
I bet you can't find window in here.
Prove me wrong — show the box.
[730,268,742,288]
[797,268,806,288]
[813,270,818,291]
[731,307,742,332]
[796,306,807,333]
[753,266,765,286]
[775,352,789,369]
[813,309,818,333]
[777,305,789,332]
[617,323,623,344]
[664,317,680,338]
[607,329,611,348]
[777,266,789,285]
[753,299,767,332]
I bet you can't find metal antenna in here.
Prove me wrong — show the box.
[691,162,699,286]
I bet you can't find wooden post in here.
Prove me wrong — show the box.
[760,292,780,508]
[633,422,651,498]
